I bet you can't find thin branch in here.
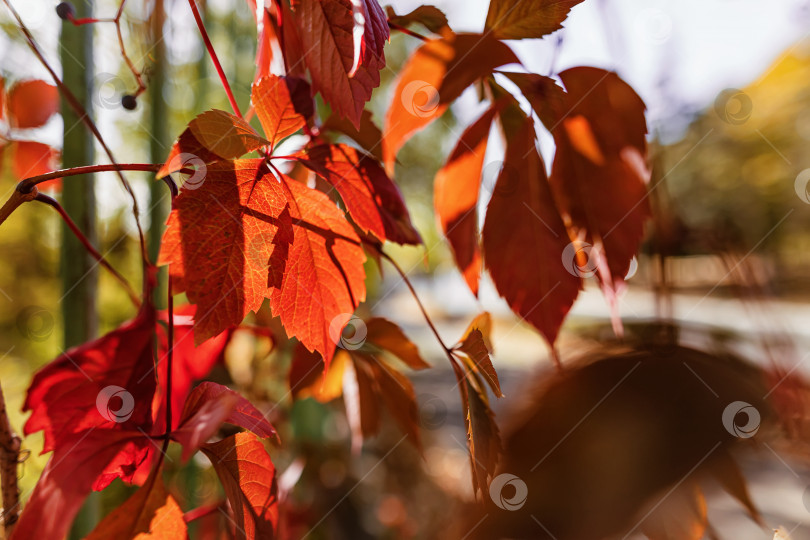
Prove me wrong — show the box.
[187,0,243,118]
[0,188,38,228]
[17,164,164,193]
[387,21,429,42]
[2,0,149,261]
[34,194,141,308]
[0,379,21,536]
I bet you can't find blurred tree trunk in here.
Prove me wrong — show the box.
[60,0,98,537]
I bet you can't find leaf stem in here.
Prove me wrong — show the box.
[33,193,141,308]
[387,21,429,42]
[0,188,38,228]
[17,164,164,193]
[187,0,243,118]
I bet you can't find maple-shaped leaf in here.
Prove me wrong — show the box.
[201,432,279,540]
[173,381,278,460]
[549,68,650,300]
[11,430,145,540]
[292,0,388,128]
[252,75,313,148]
[7,79,59,128]
[157,110,269,178]
[385,5,452,36]
[85,466,186,540]
[434,104,500,295]
[159,160,292,343]
[484,0,585,40]
[23,303,157,454]
[295,143,422,244]
[383,33,519,171]
[481,115,580,346]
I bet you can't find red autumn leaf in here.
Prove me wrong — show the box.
[383,33,519,171]
[252,75,313,148]
[12,140,59,181]
[385,5,452,36]
[549,68,650,291]
[201,432,280,540]
[295,143,422,244]
[501,71,567,130]
[481,115,580,346]
[485,0,585,40]
[11,430,145,540]
[363,317,430,369]
[85,466,187,540]
[246,0,278,83]
[279,0,308,79]
[7,79,59,128]
[160,158,366,367]
[289,340,347,401]
[23,303,157,454]
[292,0,388,128]
[173,381,278,460]
[434,104,500,295]
[157,110,269,178]
[153,304,231,433]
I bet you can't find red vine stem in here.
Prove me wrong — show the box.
[1,0,149,261]
[387,21,429,42]
[17,164,164,193]
[0,379,21,536]
[33,194,141,308]
[187,0,243,118]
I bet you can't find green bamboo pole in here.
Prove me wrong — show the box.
[60,0,99,537]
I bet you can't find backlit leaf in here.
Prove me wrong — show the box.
[484,0,585,40]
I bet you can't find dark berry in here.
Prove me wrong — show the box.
[55,2,75,20]
[121,94,137,110]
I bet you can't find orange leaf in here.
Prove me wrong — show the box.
[385,5,451,36]
[383,33,519,171]
[157,110,269,178]
[85,468,186,540]
[321,109,383,162]
[466,379,500,495]
[434,104,500,295]
[12,140,59,180]
[364,317,430,370]
[481,116,580,346]
[456,328,502,398]
[549,68,650,294]
[8,79,58,128]
[485,0,585,40]
[292,0,388,128]
[295,143,421,244]
[252,75,312,148]
[288,341,347,402]
[201,433,279,540]
[159,159,366,367]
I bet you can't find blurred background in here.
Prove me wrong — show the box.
[2,0,810,538]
